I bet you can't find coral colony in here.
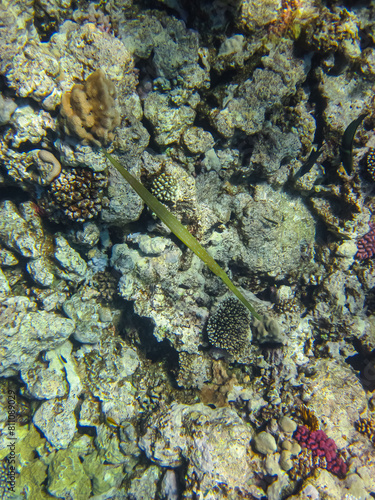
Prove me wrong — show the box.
[294,425,348,478]
[356,223,375,260]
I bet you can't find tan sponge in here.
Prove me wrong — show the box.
[60,69,120,146]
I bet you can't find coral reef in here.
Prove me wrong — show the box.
[1,0,375,498]
[367,147,375,180]
[355,417,375,446]
[356,222,375,260]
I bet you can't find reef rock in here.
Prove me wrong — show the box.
[139,403,264,497]
[0,296,75,377]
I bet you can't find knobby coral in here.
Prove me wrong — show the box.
[293,425,347,478]
[356,222,375,260]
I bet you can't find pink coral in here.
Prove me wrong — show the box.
[356,222,375,260]
[294,425,347,478]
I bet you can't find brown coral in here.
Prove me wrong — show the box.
[289,447,320,480]
[91,271,118,303]
[39,167,108,223]
[60,69,120,146]
[298,404,320,431]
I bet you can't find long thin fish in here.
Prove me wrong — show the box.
[340,113,367,175]
[103,150,262,321]
[294,146,323,179]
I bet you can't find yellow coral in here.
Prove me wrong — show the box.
[298,404,319,431]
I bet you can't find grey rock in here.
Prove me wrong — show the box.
[54,235,88,283]
[20,346,69,400]
[26,257,55,287]
[127,465,162,500]
[63,293,104,344]
[33,342,82,449]
[139,403,262,497]
[279,450,293,471]
[95,424,130,465]
[144,91,196,145]
[0,93,17,125]
[75,222,101,248]
[0,296,75,377]
[0,200,44,258]
[0,247,18,266]
[100,162,144,227]
[182,126,215,154]
[0,269,11,298]
[253,431,277,455]
[278,416,297,434]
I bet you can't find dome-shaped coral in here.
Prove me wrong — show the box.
[206,298,252,355]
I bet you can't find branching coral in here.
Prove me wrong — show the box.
[39,167,108,223]
[60,69,120,146]
[206,298,251,355]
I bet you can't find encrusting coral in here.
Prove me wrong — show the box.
[60,69,120,147]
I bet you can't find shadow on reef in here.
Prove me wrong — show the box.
[118,299,179,369]
[345,339,375,392]
[134,0,242,33]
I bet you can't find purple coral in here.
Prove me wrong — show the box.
[294,425,347,478]
[356,222,375,260]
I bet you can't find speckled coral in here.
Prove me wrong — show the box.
[60,69,120,146]
[366,148,375,181]
[355,417,375,446]
[206,298,252,356]
[150,172,178,204]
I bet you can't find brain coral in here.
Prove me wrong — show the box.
[60,69,120,146]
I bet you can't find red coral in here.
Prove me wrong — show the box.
[356,222,375,260]
[294,425,347,478]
